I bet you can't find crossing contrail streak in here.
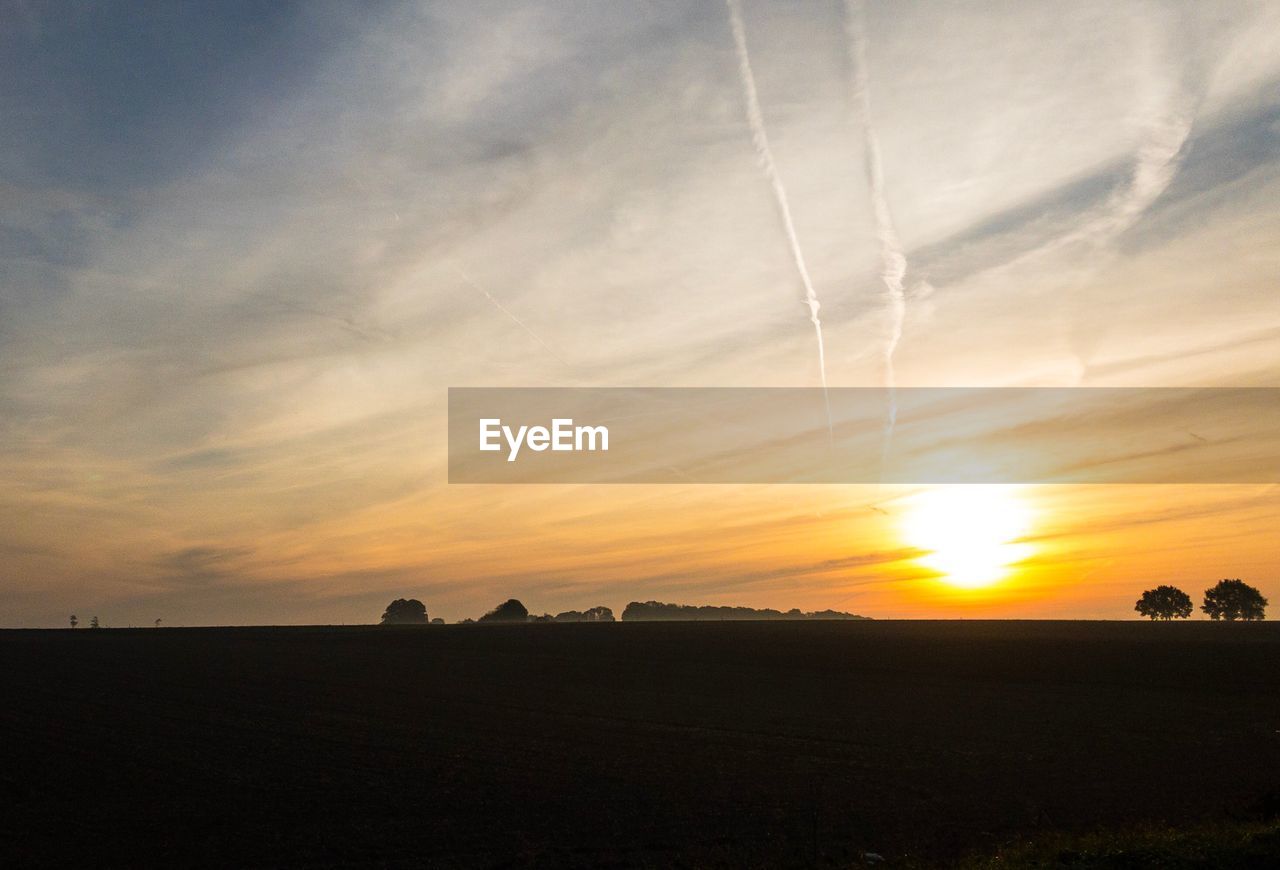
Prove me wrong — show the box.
[1071,108,1192,246]
[725,0,833,441]
[455,266,570,367]
[844,0,907,447]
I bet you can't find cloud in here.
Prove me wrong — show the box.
[2,0,1280,623]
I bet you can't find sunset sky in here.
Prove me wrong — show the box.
[3,0,1279,626]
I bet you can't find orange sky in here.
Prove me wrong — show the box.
[2,1,1279,625]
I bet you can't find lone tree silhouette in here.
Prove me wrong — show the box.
[89,616,100,629]
[380,598,428,625]
[69,614,78,629]
[478,599,528,623]
[1135,585,1193,620]
[1201,579,1268,621]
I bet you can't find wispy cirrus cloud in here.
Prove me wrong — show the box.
[2,0,1280,624]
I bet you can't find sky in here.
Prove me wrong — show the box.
[2,0,1279,626]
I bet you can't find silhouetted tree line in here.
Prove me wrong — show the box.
[479,600,616,623]
[1135,579,1267,621]
[549,607,615,623]
[376,596,629,625]
[380,598,618,625]
[380,597,869,624]
[620,601,869,621]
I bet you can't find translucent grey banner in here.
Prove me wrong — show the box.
[447,388,1280,483]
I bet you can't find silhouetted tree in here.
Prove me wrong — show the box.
[430,617,445,625]
[1134,585,1193,620]
[1202,579,1268,621]
[478,599,528,623]
[380,598,428,625]
[154,618,162,628]
[69,614,78,629]
[89,616,100,629]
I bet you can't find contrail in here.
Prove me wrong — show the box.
[975,65,1194,277]
[844,0,907,449]
[454,266,570,367]
[1067,103,1191,382]
[1069,13,1197,250]
[725,0,833,441]
[1076,107,1192,245]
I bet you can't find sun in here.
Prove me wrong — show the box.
[900,486,1035,589]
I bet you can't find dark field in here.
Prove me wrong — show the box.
[3,621,1279,867]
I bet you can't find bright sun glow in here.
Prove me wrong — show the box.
[901,486,1035,589]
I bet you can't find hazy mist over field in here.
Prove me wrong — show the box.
[3,0,1280,625]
